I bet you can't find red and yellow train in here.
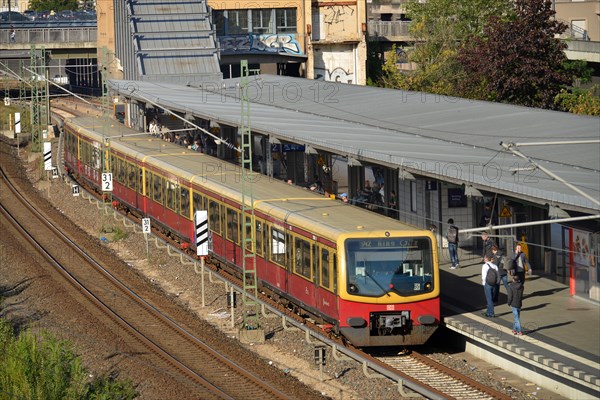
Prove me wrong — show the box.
[63,116,440,346]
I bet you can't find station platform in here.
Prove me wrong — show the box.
[439,250,599,399]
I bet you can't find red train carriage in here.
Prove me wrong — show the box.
[63,116,440,347]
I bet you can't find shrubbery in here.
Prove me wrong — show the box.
[0,317,137,399]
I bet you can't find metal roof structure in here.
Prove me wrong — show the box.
[108,77,600,215]
[125,0,222,84]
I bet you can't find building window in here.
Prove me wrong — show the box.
[213,10,225,36]
[276,8,297,33]
[226,10,249,35]
[410,181,417,212]
[252,9,274,34]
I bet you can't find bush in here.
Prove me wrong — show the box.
[0,317,137,399]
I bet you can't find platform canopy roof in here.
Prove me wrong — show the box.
[108,76,600,215]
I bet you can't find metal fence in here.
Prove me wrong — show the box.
[367,21,411,39]
[1,27,97,44]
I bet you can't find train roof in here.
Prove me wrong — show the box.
[66,116,428,239]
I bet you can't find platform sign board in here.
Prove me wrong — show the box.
[142,218,151,234]
[102,172,113,192]
[72,185,80,196]
[43,142,52,170]
[195,210,209,256]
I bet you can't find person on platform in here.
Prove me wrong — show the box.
[447,218,460,269]
[512,243,531,283]
[481,232,496,262]
[481,254,499,318]
[507,274,524,335]
[491,245,508,301]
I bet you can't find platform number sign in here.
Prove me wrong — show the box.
[102,172,113,192]
[72,185,80,197]
[142,218,151,234]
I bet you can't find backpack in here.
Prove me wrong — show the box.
[447,226,458,244]
[485,264,499,285]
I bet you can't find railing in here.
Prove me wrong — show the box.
[367,20,411,39]
[0,27,97,45]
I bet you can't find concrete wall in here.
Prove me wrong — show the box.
[555,0,600,41]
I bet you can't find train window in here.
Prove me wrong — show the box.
[244,215,253,252]
[166,180,179,212]
[145,171,152,198]
[345,237,434,297]
[312,245,319,284]
[333,253,337,292]
[117,158,126,184]
[270,227,285,266]
[153,174,163,204]
[180,186,190,219]
[321,248,330,289]
[128,163,137,190]
[226,208,239,244]
[110,154,117,174]
[138,167,143,194]
[193,192,205,214]
[255,220,264,257]
[209,200,221,235]
[92,145,101,170]
[294,237,311,279]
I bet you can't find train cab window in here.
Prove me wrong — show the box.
[226,208,239,244]
[180,186,190,219]
[209,200,221,235]
[153,174,164,204]
[345,237,434,297]
[270,227,286,266]
[321,248,330,289]
[145,171,152,198]
[128,163,137,190]
[294,237,311,279]
[166,180,179,212]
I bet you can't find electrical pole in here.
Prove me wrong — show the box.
[239,60,264,343]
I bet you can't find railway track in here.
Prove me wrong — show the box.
[45,97,518,399]
[0,157,306,399]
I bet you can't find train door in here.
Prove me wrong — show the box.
[224,207,240,265]
[315,244,338,319]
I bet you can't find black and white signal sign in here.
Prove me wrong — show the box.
[72,185,80,196]
[195,210,209,256]
[43,142,52,171]
[51,167,58,178]
[14,112,21,134]
[142,218,151,234]
[102,172,113,192]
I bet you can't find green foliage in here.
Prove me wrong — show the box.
[458,0,571,109]
[0,318,137,399]
[397,0,513,94]
[554,87,600,116]
[27,0,79,12]
[112,226,129,241]
[561,60,593,85]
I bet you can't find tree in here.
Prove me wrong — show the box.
[554,88,600,116]
[390,0,513,94]
[458,0,571,109]
[28,0,79,12]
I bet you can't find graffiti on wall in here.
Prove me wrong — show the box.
[323,5,355,25]
[219,34,303,55]
[327,67,354,84]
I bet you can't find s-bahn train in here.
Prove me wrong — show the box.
[63,116,440,347]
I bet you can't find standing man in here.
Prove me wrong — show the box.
[491,245,508,301]
[10,28,16,42]
[481,254,499,318]
[447,218,460,269]
[507,274,524,335]
[481,232,496,262]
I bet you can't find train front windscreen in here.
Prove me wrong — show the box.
[345,237,434,297]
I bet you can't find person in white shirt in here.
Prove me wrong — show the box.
[481,254,499,317]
